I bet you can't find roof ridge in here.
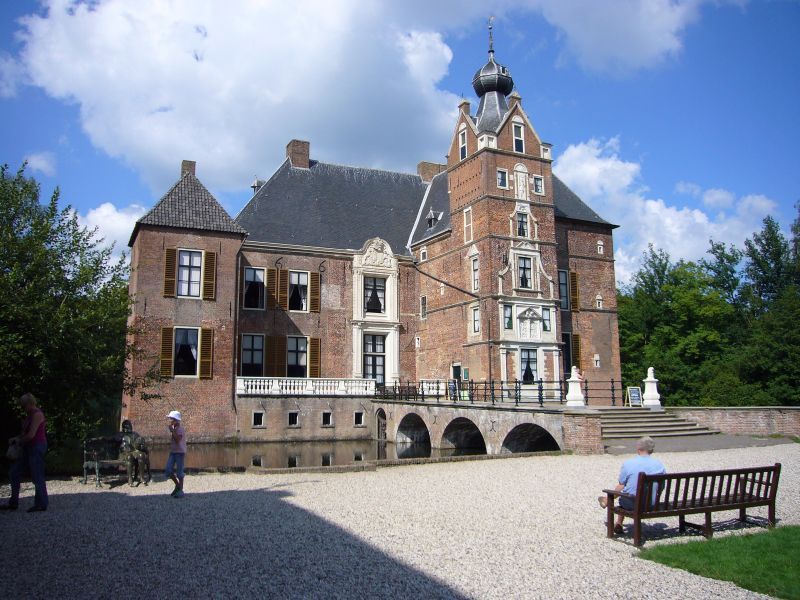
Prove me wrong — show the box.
[306,160,421,180]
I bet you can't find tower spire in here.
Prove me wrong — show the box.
[488,16,495,59]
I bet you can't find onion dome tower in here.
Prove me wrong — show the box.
[472,19,515,133]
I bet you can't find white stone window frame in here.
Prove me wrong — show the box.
[459,123,468,161]
[513,163,529,201]
[594,354,601,368]
[173,326,201,379]
[470,304,481,334]
[532,175,545,196]
[471,256,480,292]
[558,269,570,310]
[288,269,310,313]
[496,168,509,189]
[502,303,514,331]
[518,346,541,382]
[463,207,473,243]
[419,246,428,262]
[596,294,604,310]
[177,248,204,299]
[508,244,554,299]
[478,135,497,150]
[242,266,266,311]
[252,410,265,429]
[512,117,525,154]
[509,203,538,240]
[597,240,605,255]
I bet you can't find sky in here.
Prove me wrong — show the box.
[1,0,798,283]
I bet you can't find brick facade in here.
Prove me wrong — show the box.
[667,407,800,437]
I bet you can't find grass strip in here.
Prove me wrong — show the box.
[639,526,800,600]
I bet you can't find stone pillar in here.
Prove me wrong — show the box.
[642,367,661,408]
[565,365,585,407]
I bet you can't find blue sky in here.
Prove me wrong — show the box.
[1,0,798,281]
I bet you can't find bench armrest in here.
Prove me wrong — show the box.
[602,489,633,498]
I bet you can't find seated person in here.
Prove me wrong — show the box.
[119,420,149,484]
[599,436,666,534]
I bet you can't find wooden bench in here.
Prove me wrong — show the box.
[604,463,781,546]
[81,436,151,488]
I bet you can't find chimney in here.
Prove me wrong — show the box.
[286,139,310,169]
[458,99,471,115]
[181,160,196,177]
[508,90,522,110]
[417,161,446,183]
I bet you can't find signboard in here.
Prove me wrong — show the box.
[626,386,643,407]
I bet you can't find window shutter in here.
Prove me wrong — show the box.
[266,268,278,309]
[199,328,214,379]
[309,272,321,313]
[569,271,580,311]
[163,248,177,297]
[309,337,321,378]
[274,336,287,376]
[571,334,582,369]
[202,251,217,300]
[278,269,289,310]
[237,333,243,376]
[160,327,173,377]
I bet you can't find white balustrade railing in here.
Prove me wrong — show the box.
[236,377,377,396]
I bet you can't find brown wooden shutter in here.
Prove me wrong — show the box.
[160,327,174,377]
[202,251,217,300]
[163,248,177,297]
[569,271,580,311]
[309,272,321,313]
[571,334,582,369]
[309,337,321,378]
[266,268,278,309]
[274,336,287,376]
[237,333,243,376]
[199,328,214,379]
[278,269,289,310]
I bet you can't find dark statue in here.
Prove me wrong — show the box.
[119,420,151,486]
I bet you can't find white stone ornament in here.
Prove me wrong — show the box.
[565,365,585,407]
[642,367,661,407]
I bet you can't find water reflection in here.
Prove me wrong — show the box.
[147,439,484,470]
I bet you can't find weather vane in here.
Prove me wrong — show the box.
[488,16,495,55]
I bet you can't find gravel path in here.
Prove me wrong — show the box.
[2,444,797,599]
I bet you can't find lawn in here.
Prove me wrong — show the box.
[639,526,800,600]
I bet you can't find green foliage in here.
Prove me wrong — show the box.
[619,211,800,407]
[0,164,130,448]
[639,526,800,600]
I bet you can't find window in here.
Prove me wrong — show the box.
[472,306,480,333]
[503,304,513,330]
[463,208,473,242]
[420,295,427,319]
[594,354,601,368]
[174,328,199,376]
[288,455,299,468]
[252,456,262,467]
[321,453,333,467]
[420,247,427,261]
[596,295,604,309]
[288,271,308,311]
[542,308,552,332]
[597,240,605,255]
[287,337,307,378]
[364,277,386,313]
[513,123,525,153]
[177,250,202,297]
[533,176,544,195]
[241,334,264,376]
[496,169,508,188]
[520,349,537,384]
[471,257,479,292]
[558,270,569,310]
[252,411,264,428]
[243,267,265,309]
[459,129,467,160]
[562,333,572,374]
[363,334,385,384]
[288,412,299,427]
[354,412,364,427]
[353,452,364,462]
[322,411,333,427]
[518,257,532,289]
[516,213,528,237]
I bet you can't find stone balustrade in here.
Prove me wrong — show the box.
[236,377,377,396]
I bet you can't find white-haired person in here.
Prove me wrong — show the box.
[599,436,666,534]
[165,410,186,498]
[2,393,49,512]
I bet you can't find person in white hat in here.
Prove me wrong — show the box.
[165,410,186,498]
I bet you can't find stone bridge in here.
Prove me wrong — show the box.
[371,400,603,455]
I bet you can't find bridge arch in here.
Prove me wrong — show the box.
[501,423,560,454]
[441,417,487,454]
[396,413,431,445]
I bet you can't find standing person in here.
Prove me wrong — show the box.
[164,410,186,498]
[598,436,666,534]
[2,393,49,512]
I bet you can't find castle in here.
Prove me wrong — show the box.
[122,38,620,442]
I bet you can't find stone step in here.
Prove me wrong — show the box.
[602,423,708,433]
[603,429,720,439]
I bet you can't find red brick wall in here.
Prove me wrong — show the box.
[562,410,604,454]
[667,408,800,437]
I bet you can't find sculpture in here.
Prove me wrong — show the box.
[119,420,151,486]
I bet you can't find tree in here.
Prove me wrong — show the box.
[0,164,130,454]
[741,215,791,313]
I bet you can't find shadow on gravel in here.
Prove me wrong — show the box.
[613,513,775,547]
[0,485,468,599]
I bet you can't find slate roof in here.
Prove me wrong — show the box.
[130,172,246,246]
[235,160,427,255]
[552,175,616,227]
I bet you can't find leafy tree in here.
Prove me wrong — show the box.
[741,215,791,313]
[0,164,130,455]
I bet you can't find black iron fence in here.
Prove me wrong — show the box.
[375,378,624,407]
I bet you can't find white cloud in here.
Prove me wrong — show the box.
[553,137,776,283]
[701,187,735,209]
[674,180,702,197]
[0,53,23,97]
[78,202,148,260]
[24,151,56,177]
[8,0,723,196]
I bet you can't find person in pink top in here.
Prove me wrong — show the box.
[2,393,48,512]
[164,410,186,498]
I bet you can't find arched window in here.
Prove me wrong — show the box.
[595,294,603,309]
[597,240,605,255]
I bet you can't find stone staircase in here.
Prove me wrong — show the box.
[597,407,720,440]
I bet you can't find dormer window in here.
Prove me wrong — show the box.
[513,123,525,153]
[426,208,439,229]
[516,213,528,238]
[364,277,386,313]
[459,128,467,160]
[518,257,532,289]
